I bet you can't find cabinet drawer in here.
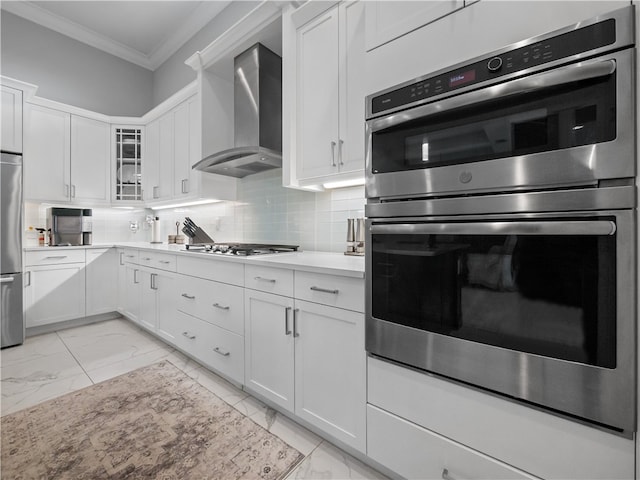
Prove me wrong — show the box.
[26,249,85,266]
[367,405,534,480]
[121,249,139,265]
[176,274,244,335]
[174,310,244,384]
[294,271,364,312]
[245,265,293,297]
[138,251,176,271]
[177,255,244,286]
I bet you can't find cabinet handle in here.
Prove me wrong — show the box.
[151,273,158,290]
[330,141,337,167]
[284,306,292,335]
[213,347,230,357]
[159,260,171,264]
[126,254,136,259]
[182,179,189,194]
[182,331,196,340]
[71,184,76,198]
[442,469,463,480]
[119,252,125,265]
[293,308,300,338]
[153,186,159,199]
[142,257,151,261]
[44,255,67,260]
[310,286,339,295]
[134,269,139,284]
[25,271,31,287]
[254,276,276,283]
[212,303,230,310]
[65,184,69,198]
[181,293,195,300]
[338,139,344,166]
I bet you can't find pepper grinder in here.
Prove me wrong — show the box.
[345,218,355,254]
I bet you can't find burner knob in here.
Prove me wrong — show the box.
[487,57,503,72]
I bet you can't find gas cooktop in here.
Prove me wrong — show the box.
[184,243,299,256]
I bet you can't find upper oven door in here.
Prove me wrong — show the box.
[365,49,635,200]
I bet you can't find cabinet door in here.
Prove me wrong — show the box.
[296,7,340,180]
[123,265,141,323]
[158,113,174,200]
[338,1,366,176]
[71,116,110,203]
[138,269,157,332]
[173,101,191,198]
[156,271,176,341]
[24,104,70,202]
[25,263,85,327]
[144,120,160,202]
[294,299,366,452]
[365,0,463,51]
[86,248,117,316]
[1,86,23,153]
[116,249,126,314]
[244,290,295,412]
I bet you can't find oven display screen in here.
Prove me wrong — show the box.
[449,70,476,88]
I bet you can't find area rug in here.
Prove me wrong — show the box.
[1,361,304,479]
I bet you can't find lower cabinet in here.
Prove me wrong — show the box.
[24,262,86,328]
[138,267,175,334]
[123,264,141,323]
[367,405,534,480]
[86,248,118,316]
[244,267,366,452]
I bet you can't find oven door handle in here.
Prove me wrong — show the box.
[371,220,616,236]
[368,59,616,131]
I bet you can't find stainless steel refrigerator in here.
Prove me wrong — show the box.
[1,152,24,348]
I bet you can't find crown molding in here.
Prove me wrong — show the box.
[1,1,230,71]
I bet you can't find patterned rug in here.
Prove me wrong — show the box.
[1,361,304,479]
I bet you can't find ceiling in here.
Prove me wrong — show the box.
[1,1,232,71]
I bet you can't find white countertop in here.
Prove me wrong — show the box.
[25,243,365,278]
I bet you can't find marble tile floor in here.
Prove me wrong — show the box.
[1,318,388,480]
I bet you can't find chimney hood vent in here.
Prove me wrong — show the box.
[193,43,282,178]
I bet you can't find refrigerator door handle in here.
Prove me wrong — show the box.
[0,276,15,283]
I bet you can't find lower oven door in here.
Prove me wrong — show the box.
[366,211,635,433]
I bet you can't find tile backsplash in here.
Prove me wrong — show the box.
[25,170,365,253]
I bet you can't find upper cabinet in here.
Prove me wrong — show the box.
[113,126,143,203]
[283,1,365,189]
[1,86,23,154]
[365,1,464,51]
[24,103,110,204]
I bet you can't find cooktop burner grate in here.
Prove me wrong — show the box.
[184,243,299,256]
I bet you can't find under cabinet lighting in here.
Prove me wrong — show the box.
[322,178,365,189]
[151,199,221,210]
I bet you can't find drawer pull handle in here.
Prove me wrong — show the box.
[310,286,339,294]
[182,331,196,340]
[181,293,195,299]
[254,276,276,283]
[126,255,135,258]
[213,347,230,357]
[442,469,461,480]
[44,255,67,260]
[142,257,151,261]
[212,303,230,310]
[159,260,171,264]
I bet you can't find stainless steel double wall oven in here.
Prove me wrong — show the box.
[365,6,636,434]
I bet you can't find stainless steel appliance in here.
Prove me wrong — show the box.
[193,43,282,178]
[1,152,25,348]
[47,208,92,246]
[365,6,636,435]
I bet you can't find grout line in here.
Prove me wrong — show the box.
[55,330,95,385]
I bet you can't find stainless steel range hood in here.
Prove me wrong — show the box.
[193,43,282,178]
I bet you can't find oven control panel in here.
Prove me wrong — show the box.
[370,18,616,116]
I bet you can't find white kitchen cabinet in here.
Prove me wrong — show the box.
[24,253,86,328]
[173,99,191,198]
[364,0,463,51]
[138,267,175,334]
[143,121,159,202]
[122,264,141,324]
[244,265,366,451]
[85,248,117,316]
[284,1,366,188]
[1,85,23,153]
[24,103,110,204]
[113,126,143,203]
[71,116,111,204]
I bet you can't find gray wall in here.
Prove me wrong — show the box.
[1,11,154,116]
[152,1,260,106]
